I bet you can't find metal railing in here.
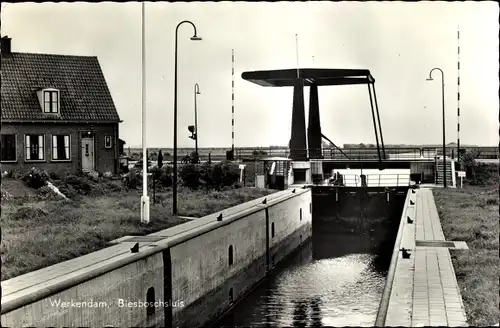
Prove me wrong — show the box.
[327,173,411,187]
[235,146,498,161]
[235,147,437,160]
[128,146,498,162]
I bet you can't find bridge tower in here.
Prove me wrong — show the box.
[307,83,322,159]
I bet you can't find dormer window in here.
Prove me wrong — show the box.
[36,88,60,114]
[43,89,59,113]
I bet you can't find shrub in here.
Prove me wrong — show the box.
[154,165,173,188]
[460,150,498,185]
[179,164,200,189]
[60,175,92,195]
[199,162,215,188]
[157,150,164,168]
[36,185,62,201]
[4,169,22,179]
[226,149,234,161]
[22,167,49,189]
[216,160,240,187]
[57,184,79,199]
[123,168,142,189]
[199,161,240,189]
[104,180,124,193]
[49,172,60,180]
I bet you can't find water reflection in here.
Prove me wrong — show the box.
[216,218,393,328]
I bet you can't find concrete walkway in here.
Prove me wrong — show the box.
[385,188,468,327]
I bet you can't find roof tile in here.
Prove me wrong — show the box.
[1,52,121,122]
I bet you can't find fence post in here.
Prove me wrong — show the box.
[397,174,399,187]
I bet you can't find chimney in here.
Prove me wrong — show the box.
[1,36,12,57]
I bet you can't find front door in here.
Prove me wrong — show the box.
[81,137,95,172]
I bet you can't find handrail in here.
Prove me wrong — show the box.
[129,147,499,162]
[228,147,500,161]
[333,173,411,187]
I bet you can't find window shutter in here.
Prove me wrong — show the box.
[38,135,44,160]
[64,136,70,159]
[26,135,31,160]
[53,135,58,159]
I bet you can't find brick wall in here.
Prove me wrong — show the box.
[0,122,119,175]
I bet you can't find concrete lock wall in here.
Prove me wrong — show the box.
[1,189,312,328]
[1,253,164,327]
[169,189,312,328]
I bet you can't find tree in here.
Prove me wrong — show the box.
[157,150,163,168]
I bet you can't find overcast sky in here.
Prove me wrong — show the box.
[2,1,498,148]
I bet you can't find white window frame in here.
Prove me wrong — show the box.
[1,133,18,163]
[42,88,60,114]
[24,134,46,162]
[104,135,112,149]
[51,134,71,161]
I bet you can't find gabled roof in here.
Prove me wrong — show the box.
[1,52,121,122]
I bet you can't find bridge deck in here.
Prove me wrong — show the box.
[384,188,468,327]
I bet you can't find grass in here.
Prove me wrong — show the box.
[433,180,499,326]
[1,179,275,280]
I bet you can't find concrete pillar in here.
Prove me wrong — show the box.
[307,83,323,159]
[289,79,307,161]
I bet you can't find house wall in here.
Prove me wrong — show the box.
[0,122,119,174]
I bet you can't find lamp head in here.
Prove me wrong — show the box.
[196,90,201,95]
[426,77,433,81]
[190,36,202,41]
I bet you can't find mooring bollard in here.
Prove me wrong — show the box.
[400,248,411,259]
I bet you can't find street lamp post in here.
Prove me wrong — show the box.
[194,83,201,160]
[426,67,447,188]
[173,21,202,216]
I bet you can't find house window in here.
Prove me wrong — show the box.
[25,135,45,161]
[43,90,59,113]
[52,135,70,160]
[1,134,16,162]
[104,136,112,149]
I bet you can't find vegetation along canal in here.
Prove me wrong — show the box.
[215,190,406,327]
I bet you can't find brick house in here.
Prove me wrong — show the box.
[0,36,123,175]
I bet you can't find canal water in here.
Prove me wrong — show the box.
[215,193,401,328]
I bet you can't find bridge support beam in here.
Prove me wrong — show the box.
[308,83,323,159]
[289,79,307,161]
